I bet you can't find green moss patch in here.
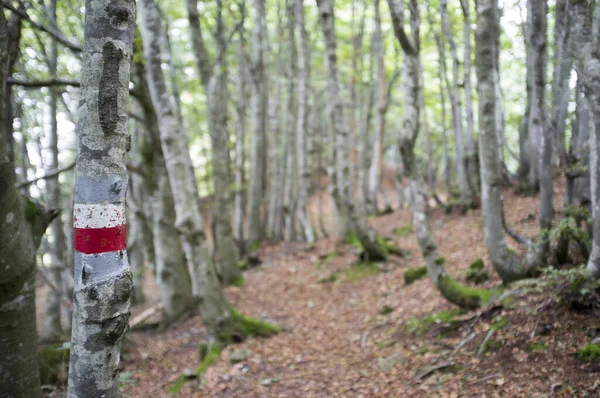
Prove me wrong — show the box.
[481,339,503,354]
[438,276,493,310]
[344,263,383,282]
[393,224,413,237]
[39,343,70,385]
[405,309,464,336]
[318,272,339,284]
[231,277,246,287]
[230,309,282,338]
[379,305,394,315]
[528,342,546,352]
[404,266,427,285]
[197,344,222,375]
[466,259,489,285]
[577,344,600,362]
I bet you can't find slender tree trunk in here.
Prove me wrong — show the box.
[523,3,540,192]
[441,0,470,207]
[247,0,269,245]
[67,1,136,395]
[476,0,525,283]
[234,16,247,251]
[267,0,284,241]
[578,0,600,278]
[140,0,237,340]
[44,0,67,338]
[550,0,572,164]
[388,0,489,309]
[185,0,240,284]
[461,0,477,199]
[430,11,453,194]
[295,0,315,244]
[130,38,195,323]
[367,0,386,214]
[317,0,387,261]
[283,2,298,241]
[527,0,552,268]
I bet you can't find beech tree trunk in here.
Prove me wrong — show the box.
[527,0,552,268]
[476,0,525,283]
[576,0,600,278]
[140,0,237,340]
[67,1,136,396]
[317,0,387,262]
[441,0,470,207]
[295,0,315,244]
[247,0,269,245]
[234,12,247,250]
[186,0,241,284]
[461,0,477,198]
[130,39,196,323]
[44,0,67,338]
[367,0,385,214]
[0,9,57,397]
[388,0,489,309]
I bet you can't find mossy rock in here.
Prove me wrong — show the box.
[404,266,427,285]
[466,259,489,285]
[230,309,282,338]
[577,344,600,362]
[39,343,70,386]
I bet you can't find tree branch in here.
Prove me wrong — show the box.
[501,198,530,246]
[16,161,76,188]
[8,77,80,88]
[2,0,82,52]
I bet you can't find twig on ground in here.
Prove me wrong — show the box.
[414,361,457,381]
[477,328,496,358]
[360,330,370,351]
[450,332,476,359]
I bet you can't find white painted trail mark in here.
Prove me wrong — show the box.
[73,203,125,229]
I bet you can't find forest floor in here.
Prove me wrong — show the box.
[37,177,600,397]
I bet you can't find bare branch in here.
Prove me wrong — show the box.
[8,77,80,88]
[2,0,82,52]
[15,161,76,188]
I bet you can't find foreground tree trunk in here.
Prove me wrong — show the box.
[476,0,525,283]
[317,0,387,262]
[388,0,490,309]
[0,9,56,397]
[67,1,136,395]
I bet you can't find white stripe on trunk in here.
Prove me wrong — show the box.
[73,204,125,229]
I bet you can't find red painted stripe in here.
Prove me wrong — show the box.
[74,224,127,254]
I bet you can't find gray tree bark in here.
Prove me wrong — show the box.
[527,0,552,268]
[247,0,269,245]
[461,0,477,199]
[367,0,385,214]
[186,0,241,284]
[388,0,489,309]
[317,0,387,261]
[476,0,525,283]
[130,38,196,323]
[295,0,315,244]
[139,0,237,340]
[44,0,67,338]
[67,0,136,396]
[0,9,56,398]
[441,0,470,207]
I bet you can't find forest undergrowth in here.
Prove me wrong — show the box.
[37,177,600,397]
